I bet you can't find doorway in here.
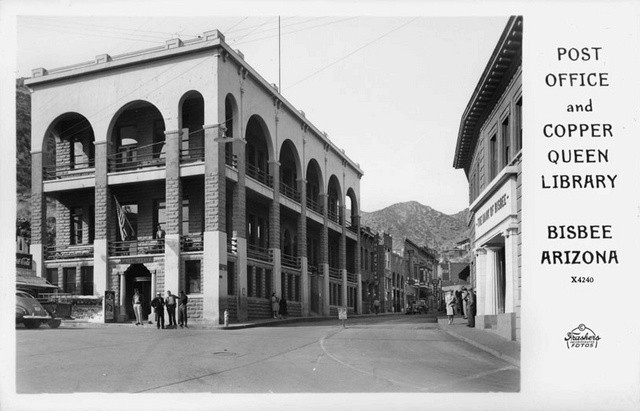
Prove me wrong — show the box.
[124,264,152,320]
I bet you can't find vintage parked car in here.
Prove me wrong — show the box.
[16,290,69,329]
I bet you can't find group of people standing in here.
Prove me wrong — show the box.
[445,287,476,327]
[132,289,189,329]
[271,293,288,319]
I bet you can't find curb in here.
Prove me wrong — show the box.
[443,328,520,367]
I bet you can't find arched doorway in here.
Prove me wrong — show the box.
[124,264,152,320]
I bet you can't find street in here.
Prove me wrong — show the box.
[16,315,519,393]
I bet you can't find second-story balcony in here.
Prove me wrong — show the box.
[247,243,272,262]
[45,244,94,260]
[279,183,300,202]
[328,209,341,225]
[109,150,165,173]
[225,152,238,168]
[307,197,323,215]
[180,146,204,164]
[181,233,203,252]
[347,271,358,284]
[246,163,273,187]
[43,160,95,181]
[109,238,164,256]
[281,253,300,269]
[346,218,358,233]
[328,267,341,280]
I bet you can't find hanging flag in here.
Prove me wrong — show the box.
[114,195,135,241]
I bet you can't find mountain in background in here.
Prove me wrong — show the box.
[361,201,470,254]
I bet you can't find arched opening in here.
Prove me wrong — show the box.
[224,94,237,166]
[245,115,272,186]
[279,140,301,201]
[179,91,204,162]
[123,264,152,320]
[42,112,95,180]
[305,159,323,214]
[327,175,342,224]
[109,101,166,172]
[346,188,358,229]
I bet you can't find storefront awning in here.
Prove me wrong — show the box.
[16,273,58,290]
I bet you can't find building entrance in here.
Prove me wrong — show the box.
[124,264,152,320]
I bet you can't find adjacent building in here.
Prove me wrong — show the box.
[404,239,440,311]
[452,16,522,341]
[26,29,363,324]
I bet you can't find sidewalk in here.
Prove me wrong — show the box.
[61,311,410,330]
[437,316,520,367]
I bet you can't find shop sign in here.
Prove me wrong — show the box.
[474,180,516,239]
[16,253,32,269]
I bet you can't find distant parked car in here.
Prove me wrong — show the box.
[16,290,68,329]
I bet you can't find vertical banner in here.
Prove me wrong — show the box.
[525,5,640,408]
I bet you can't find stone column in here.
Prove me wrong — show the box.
[203,124,228,324]
[339,205,347,309]
[149,269,157,323]
[119,271,126,320]
[474,247,487,316]
[355,215,362,314]
[269,160,282,298]
[30,151,45,278]
[484,247,499,315]
[93,140,110,302]
[320,193,330,316]
[232,131,248,322]
[297,178,309,316]
[164,129,182,297]
[504,226,519,313]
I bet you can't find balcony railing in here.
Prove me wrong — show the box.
[180,146,205,163]
[307,197,323,215]
[109,151,165,172]
[328,267,341,280]
[308,264,319,275]
[279,183,301,202]
[43,160,95,180]
[181,233,203,252]
[246,163,273,187]
[346,219,358,233]
[109,239,164,256]
[328,209,341,224]
[45,244,94,260]
[247,243,272,262]
[347,271,358,284]
[281,253,300,269]
[225,152,238,168]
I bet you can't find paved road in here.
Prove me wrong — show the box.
[16,315,519,393]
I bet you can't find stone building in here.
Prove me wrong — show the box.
[453,16,522,340]
[26,29,363,324]
[359,226,378,313]
[404,239,439,310]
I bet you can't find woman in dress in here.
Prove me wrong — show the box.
[271,293,279,319]
[445,290,456,325]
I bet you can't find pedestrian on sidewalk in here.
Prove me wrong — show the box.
[165,290,178,328]
[178,290,188,328]
[278,296,288,319]
[373,298,380,315]
[132,288,144,326]
[466,288,476,328]
[445,290,456,325]
[461,287,469,319]
[455,290,463,316]
[150,292,165,329]
[271,293,279,319]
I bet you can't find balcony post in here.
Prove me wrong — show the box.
[320,192,330,316]
[30,150,45,278]
[164,128,182,297]
[340,205,347,309]
[297,177,309,316]
[232,125,248,322]
[93,140,110,303]
[269,160,282,299]
[355,214,362,314]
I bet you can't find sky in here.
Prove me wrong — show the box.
[16,15,508,214]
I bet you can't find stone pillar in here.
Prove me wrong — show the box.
[30,151,45,278]
[320,193,330,316]
[474,247,487,316]
[355,215,362,314]
[232,131,248,322]
[164,129,182,297]
[484,247,499,315]
[339,205,347,308]
[297,178,309,316]
[119,272,126,321]
[269,160,282,298]
[93,141,110,302]
[504,226,519,313]
[149,269,157,323]
[203,124,228,324]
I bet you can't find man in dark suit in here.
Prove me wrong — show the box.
[466,288,477,328]
[150,292,165,329]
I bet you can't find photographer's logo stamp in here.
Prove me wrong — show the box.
[565,324,601,349]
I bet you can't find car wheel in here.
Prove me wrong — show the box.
[23,319,41,329]
[48,319,62,329]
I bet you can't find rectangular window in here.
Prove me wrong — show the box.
[81,266,94,295]
[502,116,510,166]
[70,208,84,245]
[185,260,202,294]
[227,261,236,295]
[182,199,190,235]
[73,140,84,168]
[46,268,58,287]
[515,97,523,152]
[490,134,498,179]
[255,267,263,298]
[118,125,138,165]
[265,269,272,297]
[63,267,76,294]
[287,273,293,300]
[247,265,254,297]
